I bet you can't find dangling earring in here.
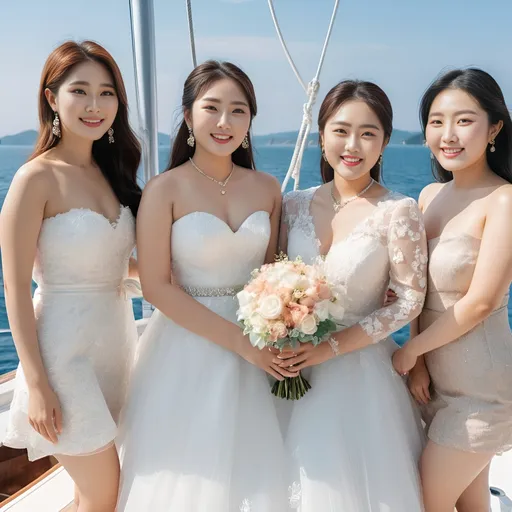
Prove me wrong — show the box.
[490,139,496,153]
[52,111,61,138]
[321,145,327,162]
[187,127,195,147]
[108,127,115,144]
[378,154,383,166]
[241,134,249,149]
[430,153,435,160]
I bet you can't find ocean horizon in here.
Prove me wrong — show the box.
[1,143,507,374]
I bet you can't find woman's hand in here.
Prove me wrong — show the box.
[28,382,63,444]
[407,357,431,405]
[392,344,418,376]
[384,288,398,306]
[274,341,335,372]
[238,338,299,381]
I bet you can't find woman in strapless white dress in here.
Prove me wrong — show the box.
[117,61,293,511]
[1,41,141,511]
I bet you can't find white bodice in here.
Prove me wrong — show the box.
[171,211,271,289]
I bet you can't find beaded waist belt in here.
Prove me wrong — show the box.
[179,285,244,297]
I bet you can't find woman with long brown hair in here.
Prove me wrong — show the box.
[116,60,291,511]
[1,41,141,511]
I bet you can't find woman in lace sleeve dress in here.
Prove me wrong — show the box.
[277,80,427,511]
[394,68,512,512]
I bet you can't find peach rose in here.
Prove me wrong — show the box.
[268,321,288,342]
[288,303,309,327]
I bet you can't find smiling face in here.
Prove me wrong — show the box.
[426,88,501,173]
[185,78,252,157]
[46,60,119,142]
[321,99,386,180]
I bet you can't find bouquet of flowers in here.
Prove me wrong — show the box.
[236,256,345,400]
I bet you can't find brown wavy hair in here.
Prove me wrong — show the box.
[318,80,393,183]
[30,40,142,216]
[168,60,257,171]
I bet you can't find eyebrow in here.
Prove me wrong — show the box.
[68,80,116,88]
[429,109,478,117]
[201,97,249,107]
[331,120,381,130]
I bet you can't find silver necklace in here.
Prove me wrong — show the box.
[331,179,375,212]
[189,157,235,195]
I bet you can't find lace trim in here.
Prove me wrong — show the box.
[283,187,321,248]
[240,498,252,511]
[288,481,302,509]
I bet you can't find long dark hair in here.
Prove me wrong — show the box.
[30,41,142,216]
[318,80,393,183]
[168,60,257,171]
[420,68,512,184]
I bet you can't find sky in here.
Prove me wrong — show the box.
[1,0,512,138]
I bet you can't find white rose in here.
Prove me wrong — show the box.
[237,303,255,321]
[277,271,298,289]
[314,300,330,321]
[258,295,283,320]
[249,313,268,333]
[249,331,267,350]
[329,301,345,321]
[237,289,253,308]
[300,314,318,335]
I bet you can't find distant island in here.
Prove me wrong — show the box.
[0,128,424,147]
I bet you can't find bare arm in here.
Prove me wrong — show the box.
[0,166,62,442]
[1,167,49,388]
[137,175,293,380]
[128,256,138,278]
[407,186,512,357]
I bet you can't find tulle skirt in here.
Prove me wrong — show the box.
[282,337,426,511]
[117,297,287,511]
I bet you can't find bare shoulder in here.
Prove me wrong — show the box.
[8,157,57,198]
[488,184,512,209]
[142,167,184,203]
[242,168,280,188]
[238,168,281,198]
[419,182,444,210]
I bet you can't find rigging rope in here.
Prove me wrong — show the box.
[185,0,198,68]
[267,0,340,191]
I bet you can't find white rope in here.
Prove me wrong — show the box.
[266,1,307,92]
[267,0,340,191]
[185,0,197,68]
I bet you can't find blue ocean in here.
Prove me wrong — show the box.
[0,143,492,374]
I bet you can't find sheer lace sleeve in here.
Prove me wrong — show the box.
[359,197,428,343]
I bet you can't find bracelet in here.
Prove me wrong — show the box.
[328,336,340,357]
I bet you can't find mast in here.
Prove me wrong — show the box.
[129,0,159,319]
[129,0,160,184]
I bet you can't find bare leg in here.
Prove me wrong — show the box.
[455,463,491,512]
[56,444,120,512]
[421,440,493,512]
